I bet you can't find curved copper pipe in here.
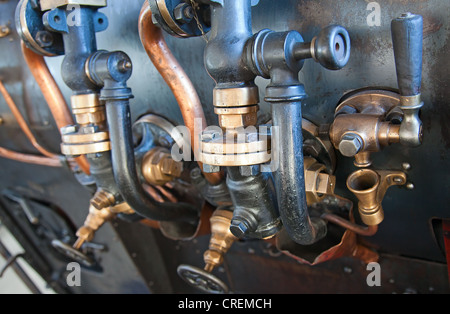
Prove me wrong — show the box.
[0,146,61,167]
[321,213,378,237]
[21,42,91,175]
[138,2,223,186]
[0,80,59,159]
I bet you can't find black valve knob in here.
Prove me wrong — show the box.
[391,13,423,97]
[293,25,351,70]
[314,25,351,70]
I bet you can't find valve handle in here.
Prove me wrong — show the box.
[314,25,351,70]
[177,264,229,294]
[391,13,423,97]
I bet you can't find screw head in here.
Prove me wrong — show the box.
[339,133,363,157]
[35,30,54,48]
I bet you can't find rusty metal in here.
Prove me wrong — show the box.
[138,2,223,185]
[276,196,380,266]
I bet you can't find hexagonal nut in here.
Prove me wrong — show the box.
[316,173,336,195]
[202,164,221,174]
[61,125,78,135]
[174,3,194,24]
[161,157,183,177]
[76,226,95,242]
[218,112,258,129]
[339,134,363,157]
[229,219,251,239]
[35,30,54,48]
[203,250,223,267]
[239,165,260,177]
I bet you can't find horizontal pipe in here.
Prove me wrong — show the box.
[138,2,223,186]
[321,213,378,237]
[0,146,62,167]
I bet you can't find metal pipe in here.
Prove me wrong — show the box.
[272,102,327,245]
[321,213,378,237]
[0,146,62,167]
[21,42,91,175]
[106,99,199,224]
[138,2,223,186]
[0,79,58,159]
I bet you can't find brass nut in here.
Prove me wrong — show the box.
[203,250,223,268]
[213,86,260,108]
[142,147,183,186]
[90,190,115,210]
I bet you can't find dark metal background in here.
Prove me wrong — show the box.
[0,0,448,293]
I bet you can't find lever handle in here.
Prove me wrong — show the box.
[391,13,423,96]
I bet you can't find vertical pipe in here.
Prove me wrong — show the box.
[272,101,327,245]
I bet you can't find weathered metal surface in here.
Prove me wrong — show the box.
[0,0,448,293]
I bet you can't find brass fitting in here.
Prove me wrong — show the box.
[213,86,260,129]
[329,90,403,167]
[90,189,116,210]
[73,201,134,250]
[304,157,336,204]
[142,147,184,186]
[203,209,237,273]
[347,169,406,226]
[61,94,111,156]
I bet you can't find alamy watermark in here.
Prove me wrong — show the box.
[366,2,381,27]
[66,262,81,287]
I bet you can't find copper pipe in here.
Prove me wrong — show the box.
[138,2,223,186]
[321,213,378,237]
[0,80,59,159]
[0,146,61,167]
[21,42,91,175]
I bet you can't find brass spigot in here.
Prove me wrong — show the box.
[346,169,406,226]
[203,209,237,272]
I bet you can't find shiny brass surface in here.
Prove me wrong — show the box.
[39,0,107,11]
[203,209,237,272]
[304,157,336,204]
[213,86,260,108]
[90,189,116,210]
[215,105,259,129]
[330,89,403,166]
[347,169,406,226]
[142,147,184,186]
[71,94,106,125]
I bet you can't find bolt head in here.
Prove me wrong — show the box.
[339,133,363,157]
[239,165,260,177]
[61,125,78,135]
[229,219,249,239]
[174,3,194,24]
[35,30,54,48]
[202,164,220,173]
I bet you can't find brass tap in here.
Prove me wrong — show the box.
[203,209,237,273]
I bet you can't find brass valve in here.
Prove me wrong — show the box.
[203,209,238,272]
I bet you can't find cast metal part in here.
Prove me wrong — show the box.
[304,157,336,205]
[203,209,237,272]
[15,0,65,56]
[177,264,229,294]
[148,0,211,38]
[141,147,184,186]
[347,169,407,226]
[176,209,234,293]
[330,89,402,167]
[39,0,107,11]
[60,94,111,156]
